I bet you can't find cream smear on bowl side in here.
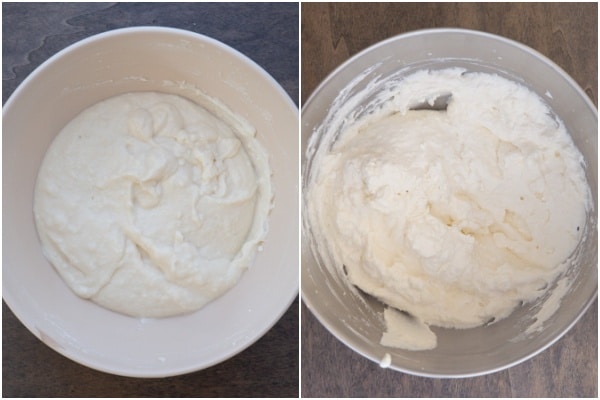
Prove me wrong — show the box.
[34,91,272,318]
[305,67,592,351]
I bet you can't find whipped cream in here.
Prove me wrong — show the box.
[306,68,592,349]
[34,92,272,318]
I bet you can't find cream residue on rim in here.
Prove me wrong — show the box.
[34,91,272,318]
[305,68,592,350]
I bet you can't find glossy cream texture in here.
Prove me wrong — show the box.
[307,69,591,338]
[34,92,272,318]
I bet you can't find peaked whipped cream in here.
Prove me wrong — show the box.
[306,68,591,349]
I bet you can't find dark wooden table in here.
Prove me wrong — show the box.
[301,3,597,397]
[2,3,299,397]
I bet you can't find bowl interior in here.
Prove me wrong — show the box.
[301,28,597,377]
[3,27,298,377]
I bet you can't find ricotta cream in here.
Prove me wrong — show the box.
[306,68,592,349]
[34,92,272,318]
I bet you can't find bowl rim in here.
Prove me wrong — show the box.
[301,27,598,378]
[302,27,598,118]
[3,25,299,378]
[4,25,297,112]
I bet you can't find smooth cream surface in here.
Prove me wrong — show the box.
[34,92,272,318]
[307,69,591,348]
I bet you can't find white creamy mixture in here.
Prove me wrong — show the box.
[34,92,272,318]
[306,68,591,350]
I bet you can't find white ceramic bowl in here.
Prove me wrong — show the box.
[302,28,597,377]
[3,27,298,377]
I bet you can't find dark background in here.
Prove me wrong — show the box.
[3,3,299,397]
[301,2,597,398]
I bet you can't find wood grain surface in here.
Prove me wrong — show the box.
[301,2,597,398]
[2,3,299,397]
